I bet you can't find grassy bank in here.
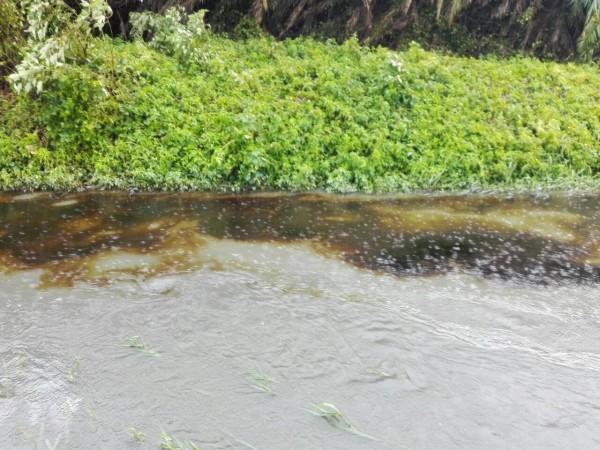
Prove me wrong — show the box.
[1,33,599,192]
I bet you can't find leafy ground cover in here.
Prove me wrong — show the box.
[1,31,599,192]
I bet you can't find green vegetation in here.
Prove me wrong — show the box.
[365,368,396,379]
[307,402,377,440]
[0,6,599,193]
[118,336,159,355]
[246,370,278,392]
[125,427,147,444]
[158,430,200,450]
[62,357,81,383]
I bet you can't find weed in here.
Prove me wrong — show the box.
[235,438,258,449]
[246,370,277,393]
[62,357,80,383]
[366,368,396,379]
[158,430,200,450]
[125,427,146,443]
[307,402,377,440]
[20,423,62,450]
[118,336,158,355]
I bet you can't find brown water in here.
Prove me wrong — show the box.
[0,192,599,449]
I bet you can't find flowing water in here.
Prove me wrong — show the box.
[0,192,599,449]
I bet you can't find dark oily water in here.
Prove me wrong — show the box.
[0,192,599,449]
[1,192,599,285]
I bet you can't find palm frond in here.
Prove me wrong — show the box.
[448,0,463,25]
[278,0,309,37]
[401,0,413,15]
[578,7,600,59]
[436,0,444,21]
[251,0,267,23]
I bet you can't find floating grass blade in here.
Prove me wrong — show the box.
[118,336,158,355]
[23,423,61,450]
[45,437,60,450]
[158,430,200,450]
[245,370,277,393]
[125,427,146,443]
[307,402,377,440]
[366,368,396,379]
[235,438,259,449]
[251,380,272,392]
[62,357,81,383]
[246,371,277,383]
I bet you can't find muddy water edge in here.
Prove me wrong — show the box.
[0,191,599,449]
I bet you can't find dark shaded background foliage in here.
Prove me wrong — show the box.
[103,0,597,59]
[1,0,598,62]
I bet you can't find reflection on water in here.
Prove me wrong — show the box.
[0,192,599,448]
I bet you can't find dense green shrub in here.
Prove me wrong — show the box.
[1,15,599,192]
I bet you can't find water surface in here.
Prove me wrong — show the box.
[1,192,599,449]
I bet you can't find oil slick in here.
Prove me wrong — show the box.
[0,192,598,286]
